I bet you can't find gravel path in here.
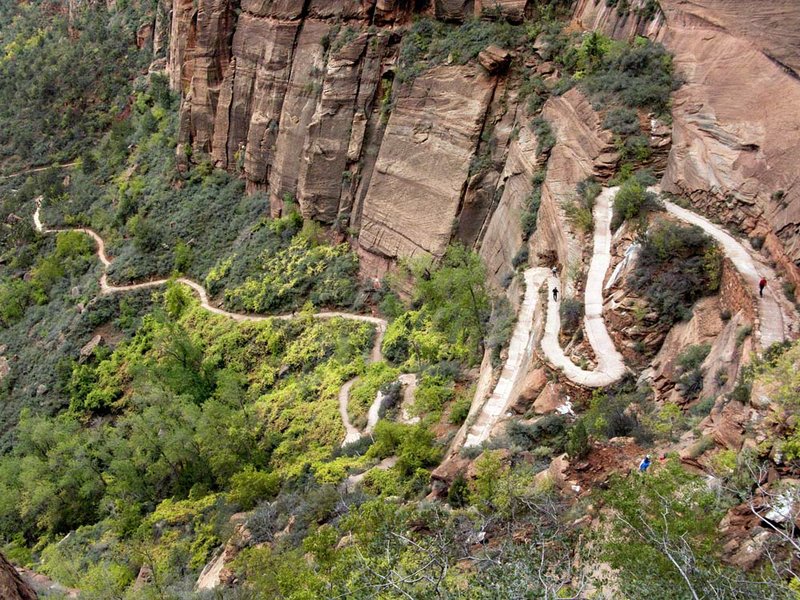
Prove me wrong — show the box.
[35,198,386,446]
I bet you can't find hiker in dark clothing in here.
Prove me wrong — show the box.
[552,287,559,302]
[759,277,767,298]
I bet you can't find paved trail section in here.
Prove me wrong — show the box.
[540,186,627,387]
[464,267,549,448]
[664,199,791,349]
[34,198,386,446]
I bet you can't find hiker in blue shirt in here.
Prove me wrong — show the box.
[639,455,651,473]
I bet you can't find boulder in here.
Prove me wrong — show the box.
[532,382,562,415]
[0,552,36,600]
[478,45,511,74]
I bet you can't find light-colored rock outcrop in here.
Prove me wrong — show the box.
[358,64,497,269]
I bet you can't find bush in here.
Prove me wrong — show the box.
[674,344,710,401]
[582,37,678,117]
[566,420,590,460]
[512,247,529,269]
[396,18,527,83]
[506,415,568,451]
[532,117,556,157]
[448,396,471,425]
[559,297,584,337]
[735,324,753,346]
[603,107,640,136]
[689,396,715,417]
[228,468,281,510]
[521,185,543,240]
[611,177,661,231]
[447,472,469,508]
[630,221,719,325]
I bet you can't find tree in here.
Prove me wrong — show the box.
[414,244,491,358]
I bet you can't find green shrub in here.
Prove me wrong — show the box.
[559,297,584,337]
[512,247,529,269]
[566,420,590,460]
[603,107,640,136]
[582,37,678,117]
[506,415,568,451]
[611,177,661,231]
[228,468,281,510]
[630,221,719,325]
[674,344,710,400]
[689,396,715,417]
[448,396,471,425]
[396,18,527,83]
[447,472,469,508]
[521,185,543,240]
[532,117,556,157]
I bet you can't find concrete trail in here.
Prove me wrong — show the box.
[34,198,386,446]
[463,267,549,447]
[663,199,792,349]
[540,186,628,387]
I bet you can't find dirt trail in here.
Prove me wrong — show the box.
[0,161,77,181]
[34,198,385,446]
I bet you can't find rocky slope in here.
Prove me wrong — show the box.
[0,552,36,600]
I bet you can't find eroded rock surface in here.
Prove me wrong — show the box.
[359,65,496,266]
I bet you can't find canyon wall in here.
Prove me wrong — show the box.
[168,0,800,285]
[169,0,535,280]
[572,0,800,286]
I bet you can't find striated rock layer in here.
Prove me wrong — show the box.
[170,0,521,277]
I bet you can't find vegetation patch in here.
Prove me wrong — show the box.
[630,220,722,325]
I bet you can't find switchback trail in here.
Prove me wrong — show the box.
[34,198,385,446]
[663,199,793,349]
[458,187,629,450]
[540,186,628,387]
[463,267,548,448]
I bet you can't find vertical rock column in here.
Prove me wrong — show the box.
[296,31,369,222]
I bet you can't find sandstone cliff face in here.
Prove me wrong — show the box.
[358,64,496,264]
[572,0,800,285]
[171,0,526,277]
[534,87,615,290]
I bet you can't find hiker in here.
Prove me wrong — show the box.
[551,265,558,277]
[638,455,651,473]
[759,276,767,298]
[552,287,559,302]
